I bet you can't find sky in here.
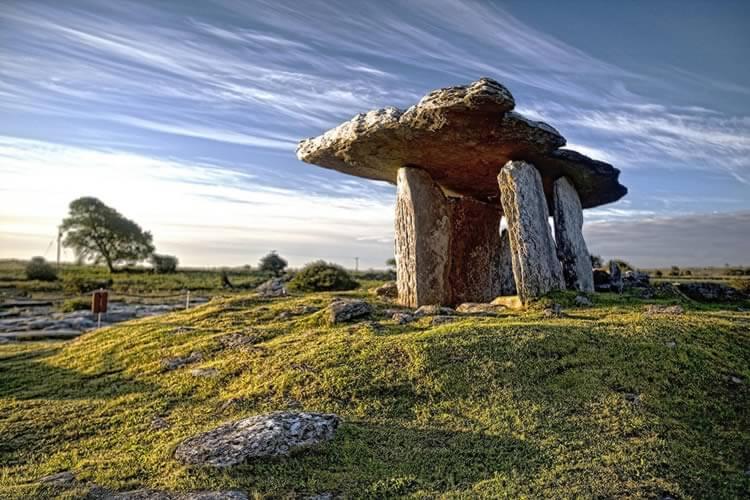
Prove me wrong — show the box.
[1,0,749,269]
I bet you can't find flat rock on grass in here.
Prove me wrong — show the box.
[94,489,248,499]
[162,352,203,371]
[327,299,372,324]
[644,305,685,316]
[174,411,340,467]
[414,305,455,317]
[455,303,505,316]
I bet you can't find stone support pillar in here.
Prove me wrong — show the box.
[395,167,450,307]
[447,197,503,304]
[553,177,594,292]
[498,161,564,303]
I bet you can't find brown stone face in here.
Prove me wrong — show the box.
[446,197,503,305]
[297,78,627,209]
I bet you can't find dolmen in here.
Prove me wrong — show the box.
[297,78,627,307]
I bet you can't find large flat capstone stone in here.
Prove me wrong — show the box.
[297,78,626,208]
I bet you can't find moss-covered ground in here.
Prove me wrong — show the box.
[1,288,748,498]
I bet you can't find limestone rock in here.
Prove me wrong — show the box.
[162,352,202,371]
[297,78,626,208]
[543,303,565,318]
[414,305,455,317]
[256,278,286,297]
[395,167,450,307]
[447,196,502,304]
[174,411,340,467]
[39,471,76,486]
[498,161,564,303]
[676,282,739,302]
[491,295,524,309]
[374,281,398,298]
[496,229,517,296]
[391,312,415,324]
[609,262,623,293]
[455,303,506,316]
[644,304,685,316]
[431,316,455,326]
[553,177,594,292]
[327,299,372,324]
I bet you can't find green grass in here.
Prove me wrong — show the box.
[0,287,748,498]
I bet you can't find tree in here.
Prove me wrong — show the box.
[61,197,154,272]
[590,254,603,268]
[386,257,397,269]
[258,250,287,276]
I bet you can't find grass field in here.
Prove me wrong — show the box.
[1,286,748,498]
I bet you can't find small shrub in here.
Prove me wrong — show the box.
[607,259,634,272]
[25,257,57,281]
[654,270,663,277]
[590,254,603,268]
[150,253,178,274]
[288,261,359,292]
[669,266,680,277]
[60,297,91,313]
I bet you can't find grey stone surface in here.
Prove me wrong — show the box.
[414,305,455,317]
[395,167,450,307]
[327,299,372,324]
[455,303,506,316]
[374,281,398,298]
[574,295,593,307]
[102,489,248,499]
[676,282,739,302]
[297,78,626,208]
[256,278,286,297]
[174,411,340,467]
[609,262,624,293]
[391,312,415,324]
[498,161,564,303]
[553,177,594,292]
[162,352,203,371]
[644,305,685,316]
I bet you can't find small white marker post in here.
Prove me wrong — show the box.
[185,290,191,310]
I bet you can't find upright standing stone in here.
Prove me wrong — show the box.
[447,197,502,304]
[395,167,450,307]
[496,228,517,296]
[553,177,594,292]
[609,261,623,293]
[498,161,564,303]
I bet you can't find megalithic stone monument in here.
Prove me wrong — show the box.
[296,78,627,306]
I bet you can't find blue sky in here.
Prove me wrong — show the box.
[1,0,748,268]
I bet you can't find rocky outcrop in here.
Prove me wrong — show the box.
[395,167,450,307]
[676,282,740,302]
[553,177,594,292]
[455,303,506,316]
[447,196,502,304]
[496,228,517,296]
[374,281,398,298]
[256,278,286,297]
[327,299,372,324]
[175,411,340,467]
[498,161,564,302]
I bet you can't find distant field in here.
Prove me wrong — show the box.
[0,259,389,304]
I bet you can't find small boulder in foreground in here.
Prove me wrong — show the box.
[327,299,372,324]
[174,411,340,467]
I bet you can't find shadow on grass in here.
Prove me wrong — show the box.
[0,344,157,401]
[200,421,543,498]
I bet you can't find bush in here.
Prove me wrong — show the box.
[590,255,603,268]
[288,261,359,292]
[607,259,634,272]
[654,270,663,277]
[150,253,178,274]
[25,257,57,281]
[60,297,91,313]
[669,266,680,277]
